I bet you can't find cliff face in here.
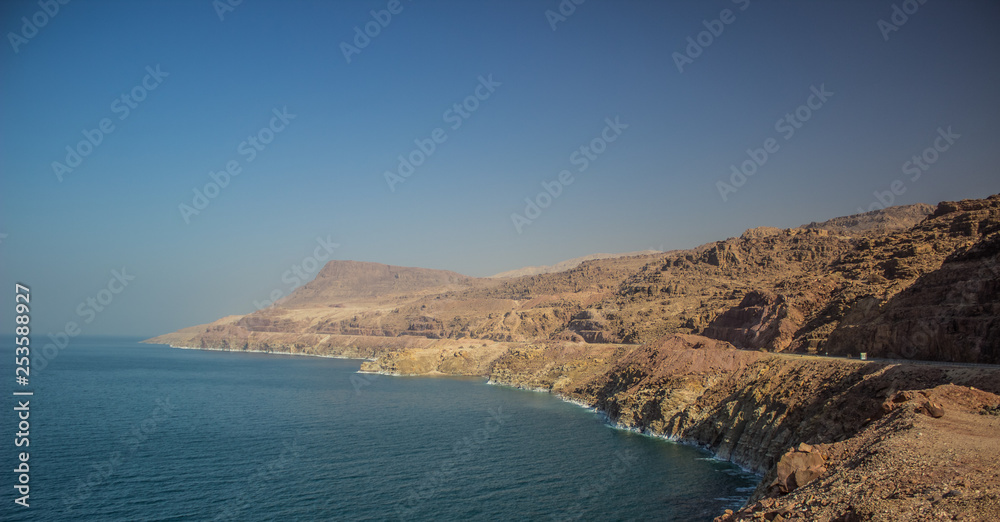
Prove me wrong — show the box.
[701,291,801,351]
[468,335,1000,475]
[829,199,1000,363]
[359,334,1000,520]
[825,230,1000,363]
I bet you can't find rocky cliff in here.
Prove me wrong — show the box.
[149,197,999,364]
[359,334,1000,521]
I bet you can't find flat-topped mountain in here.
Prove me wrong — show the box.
[279,260,474,307]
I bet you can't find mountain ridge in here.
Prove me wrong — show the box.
[489,250,662,279]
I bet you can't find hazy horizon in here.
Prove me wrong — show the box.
[2,0,999,336]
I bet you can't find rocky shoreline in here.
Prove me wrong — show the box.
[150,335,1000,521]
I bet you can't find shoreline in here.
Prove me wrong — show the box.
[165,344,376,362]
[484,379,764,479]
[163,342,760,511]
[154,341,1000,521]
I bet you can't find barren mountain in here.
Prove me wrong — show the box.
[279,260,474,306]
[801,202,934,234]
[149,195,1000,364]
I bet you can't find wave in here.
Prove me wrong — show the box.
[485,378,762,478]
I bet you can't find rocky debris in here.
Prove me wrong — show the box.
[980,404,1000,416]
[717,384,1000,521]
[769,443,828,495]
[882,390,946,418]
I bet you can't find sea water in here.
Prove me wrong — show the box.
[1,337,757,521]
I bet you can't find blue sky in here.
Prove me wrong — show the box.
[2,0,999,337]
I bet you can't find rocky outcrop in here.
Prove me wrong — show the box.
[358,343,507,376]
[489,251,660,278]
[882,390,946,418]
[769,443,829,495]
[718,384,1000,521]
[471,336,1000,521]
[465,335,1000,474]
[702,291,802,352]
[566,309,619,343]
[825,200,1000,363]
[802,203,934,234]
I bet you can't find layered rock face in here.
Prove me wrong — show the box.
[149,197,998,364]
[701,291,801,351]
[477,335,1000,474]
[822,198,1000,363]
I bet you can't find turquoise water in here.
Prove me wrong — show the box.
[2,337,756,520]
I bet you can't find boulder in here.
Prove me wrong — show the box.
[770,444,827,494]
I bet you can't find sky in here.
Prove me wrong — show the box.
[1,0,999,337]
